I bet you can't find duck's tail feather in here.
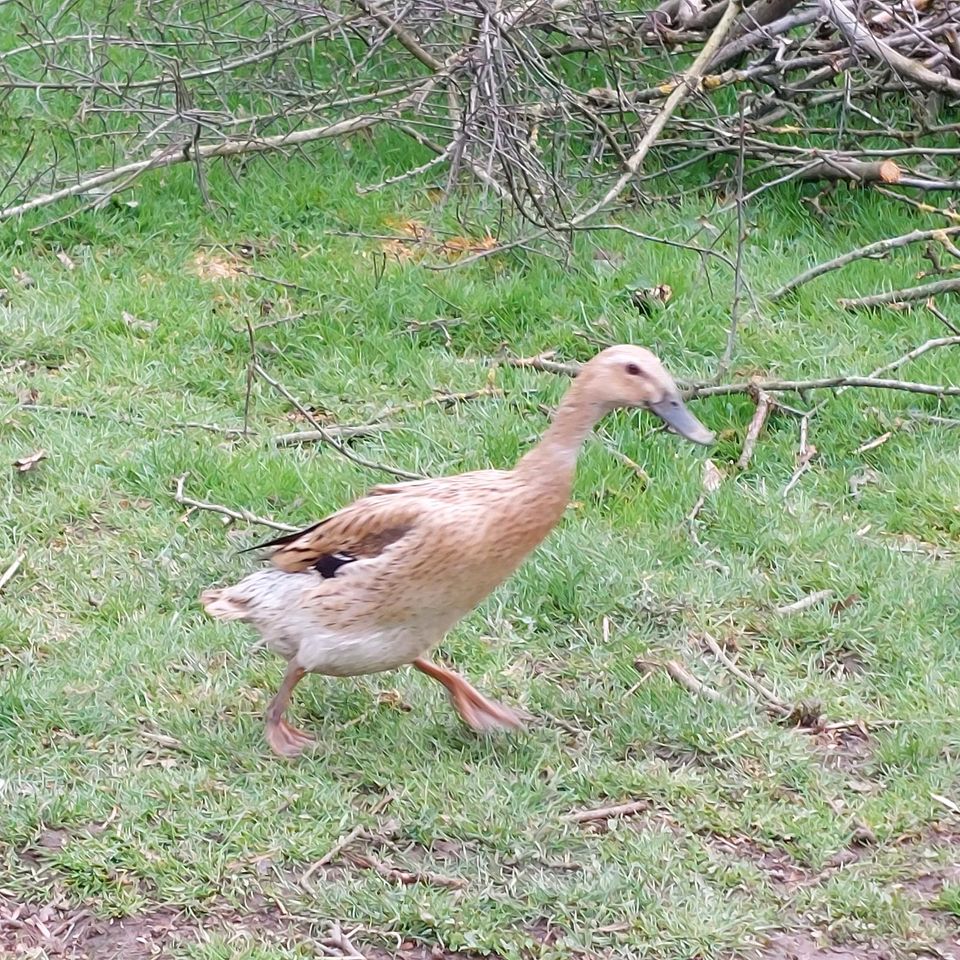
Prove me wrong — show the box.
[200,587,250,622]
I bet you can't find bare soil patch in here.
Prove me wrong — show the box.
[0,895,498,960]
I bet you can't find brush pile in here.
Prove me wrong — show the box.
[1,0,958,229]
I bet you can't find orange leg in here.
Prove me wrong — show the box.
[265,664,315,758]
[413,658,524,733]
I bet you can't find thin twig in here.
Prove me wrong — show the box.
[0,553,24,593]
[736,388,772,470]
[838,277,960,309]
[564,799,649,823]
[173,475,297,532]
[636,657,726,703]
[719,92,748,378]
[562,0,742,230]
[688,376,960,400]
[507,355,960,400]
[770,226,960,301]
[272,424,390,447]
[774,590,834,615]
[701,632,791,717]
[302,825,367,889]
[343,850,466,890]
[252,363,422,481]
[782,416,815,496]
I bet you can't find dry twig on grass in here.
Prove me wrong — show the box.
[770,226,960,301]
[343,850,466,890]
[564,799,649,823]
[838,278,960,310]
[173,475,297,533]
[701,632,792,718]
[736,389,773,470]
[252,363,422,481]
[0,553,24,594]
[506,351,960,402]
[636,657,727,704]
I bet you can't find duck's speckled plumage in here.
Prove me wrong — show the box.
[201,344,714,755]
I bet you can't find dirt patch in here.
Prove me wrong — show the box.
[1,899,188,959]
[759,932,892,960]
[759,932,960,960]
[709,835,813,888]
[189,249,246,281]
[811,725,875,779]
[0,896,497,959]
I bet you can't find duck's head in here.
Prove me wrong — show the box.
[577,344,714,445]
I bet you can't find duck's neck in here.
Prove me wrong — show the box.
[516,379,606,482]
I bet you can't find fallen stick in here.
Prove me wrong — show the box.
[173,475,298,532]
[272,424,389,447]
[769,225,960,301]
[807,335,960,418]
[637,657,726,703]
[1,113,388,222]
[838,277,960,310]
[253,363,422,481]
[343,850,466,890]
[736,389,773,470]
[302,825,367,889]
[0,553,24,593]
[564,798,649,823]
[798,157,901,184]
[701,632,792,717]
[782,416,815,496]
[322,922,369,960]
[819,0,960,98]
[688,375,960,400]
[561,0,742,230]
[774,590,833,615]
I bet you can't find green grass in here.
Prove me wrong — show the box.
[1,135,959,960]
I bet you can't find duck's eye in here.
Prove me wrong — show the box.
[625,363,642,376]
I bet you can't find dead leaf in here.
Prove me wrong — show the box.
[55,251,76,271]
[830,594,861,615]
[383,217,430,238]
[631,284,673,315]
[14,450,46,473]
[122,310,156,334]
[12,266,36,288]
[190,250,245,281]
[381,238,420,262]
[702,459,725,493]
[440,234,497,259]
[377,690,412,712]
[849,467,881,500]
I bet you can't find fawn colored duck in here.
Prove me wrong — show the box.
[201,345,713,756]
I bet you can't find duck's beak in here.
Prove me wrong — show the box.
[648,392,714,445]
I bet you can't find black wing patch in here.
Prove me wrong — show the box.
[313,551,356,579]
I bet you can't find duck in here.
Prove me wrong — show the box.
[201,345,714,756]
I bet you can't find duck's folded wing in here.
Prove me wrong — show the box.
[245,494,429,574]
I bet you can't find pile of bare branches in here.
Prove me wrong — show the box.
[1,0,958,235]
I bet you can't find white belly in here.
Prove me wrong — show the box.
[293,625,431,676]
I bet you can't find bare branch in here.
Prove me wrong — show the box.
[771,226,960,301]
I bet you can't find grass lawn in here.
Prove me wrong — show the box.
[1,134,959,959]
